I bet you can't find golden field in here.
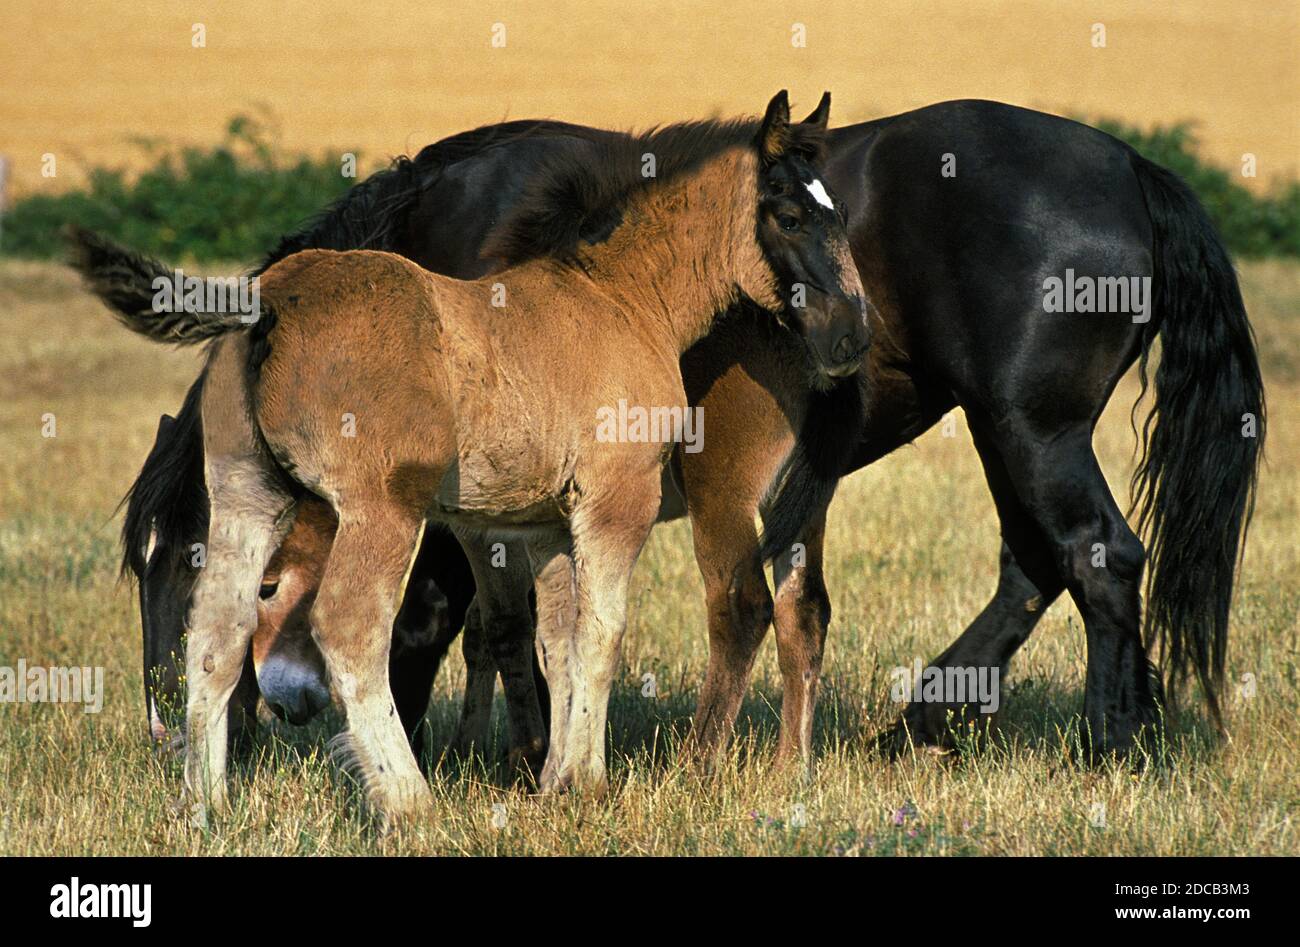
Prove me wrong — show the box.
[0,257,1295,855]
[2,0,1297,199]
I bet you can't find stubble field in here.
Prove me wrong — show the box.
[0,258,1295,856]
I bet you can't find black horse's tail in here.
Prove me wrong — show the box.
[1128,152,1266,726]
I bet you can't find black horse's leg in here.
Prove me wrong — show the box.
[389,529,475,769]
[878,427,1064,752]
[454,534,548,782]
[878,542,1061,753]
[451,600,498,759]
[975,417,1160,758]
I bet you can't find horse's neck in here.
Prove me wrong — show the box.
[569,150,776,355]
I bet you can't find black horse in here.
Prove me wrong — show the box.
[117,99,1263,759]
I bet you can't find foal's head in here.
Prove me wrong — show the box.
[750,91,870,379]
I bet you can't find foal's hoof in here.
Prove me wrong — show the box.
[538,767,609,798]
[169,792,216,830]
[151,726,186,759]
[372,782,435,834]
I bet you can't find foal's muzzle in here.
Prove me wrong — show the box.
[810,294,871,378]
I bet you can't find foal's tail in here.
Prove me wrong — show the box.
[66,226,252,345]
[1127,152,1266,726]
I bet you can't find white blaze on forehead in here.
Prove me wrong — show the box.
[804,178,835,210]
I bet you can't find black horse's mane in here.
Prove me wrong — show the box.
[484,118,826,267]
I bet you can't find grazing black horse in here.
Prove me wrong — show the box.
[119,99,1263,759]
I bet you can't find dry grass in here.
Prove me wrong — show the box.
[0,258,1296,856]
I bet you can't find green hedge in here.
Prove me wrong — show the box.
[1090,117,1299,258]
[2,112,1296,262]
[0,115,355,262]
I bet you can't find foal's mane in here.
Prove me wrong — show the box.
[483,117,826,268]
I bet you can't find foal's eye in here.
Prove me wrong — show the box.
[777,214,800,232]
[259,581,279,600]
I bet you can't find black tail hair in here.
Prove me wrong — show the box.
[759,376,865,562]
[1128,151,1266,726]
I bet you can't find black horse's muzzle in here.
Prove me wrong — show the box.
[258,653,331,725]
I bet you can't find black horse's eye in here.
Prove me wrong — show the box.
[778,214,800,232]
[259,581,279,600]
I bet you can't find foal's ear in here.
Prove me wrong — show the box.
[758,89,792,163]
[801,91,831,131]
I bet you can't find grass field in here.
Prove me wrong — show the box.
[0,256,1295,856]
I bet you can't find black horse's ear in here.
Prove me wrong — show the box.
[758,90,792,163]
[801,91,831,131]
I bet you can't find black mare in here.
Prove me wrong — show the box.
[125,100,1263,759]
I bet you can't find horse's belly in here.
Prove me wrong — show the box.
[431,447,569,527]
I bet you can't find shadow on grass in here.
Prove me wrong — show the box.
[218,664,1226,801]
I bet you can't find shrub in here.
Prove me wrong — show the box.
[1091,118,1299,258]
[0,114,356,262]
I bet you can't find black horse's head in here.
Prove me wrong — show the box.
[753,91,871,381]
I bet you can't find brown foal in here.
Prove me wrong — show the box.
[88,92,867,826]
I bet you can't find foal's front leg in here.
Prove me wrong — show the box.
[769,506,832,770]
[529,542,577,790]
[310,509,432,828]
[183,467,292,822]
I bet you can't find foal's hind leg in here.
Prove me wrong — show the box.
[310,509,432,826]
[183,461,292,819]
[770,506,832,769]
